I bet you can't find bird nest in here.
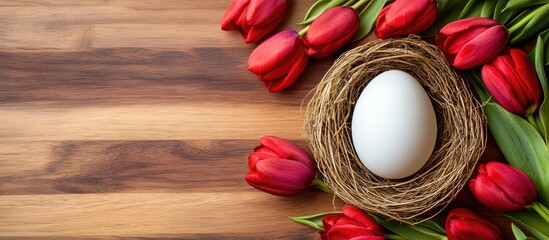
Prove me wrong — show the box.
[303,38,486,223]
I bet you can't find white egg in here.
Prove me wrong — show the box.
[351,70,437,179]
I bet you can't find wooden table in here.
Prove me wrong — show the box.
[0,1,514,239]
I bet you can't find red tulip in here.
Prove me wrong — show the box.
[436,17,509,70]
[245,135,317,196]
[221,0,287,43]
[469,162,537,212]
[375,0,438,39]
[320,205,384,240]
[446,208,503,240]
[247,30,308,92]
[303,6,359,59]
[481,48,542,116]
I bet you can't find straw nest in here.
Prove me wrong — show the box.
[303,38,486,223]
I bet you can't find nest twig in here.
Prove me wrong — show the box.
[303,38,486,224]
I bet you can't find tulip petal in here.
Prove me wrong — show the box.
[343,206,384,235]
[436,17,502,58]
[453,25,508,69]
[510,48,542,109]
[491,54,529,106]
[446,208,504,240]
[482,64,527,115]
[350,237,385,240]
[244,171,262,185]
[485,162,537,207]
[247,0,286,27]
[221,0,250,31]
[481,48,541,115]
[328,225,381,240]
[304,6,359,58]
[470,175,525,211]
[441,26,489,55]
[248,151,277,170]
[261,40,306,81]
[255,157,316,190]
[322,214,341,230]
[244,0,287,43]
[258,135,315,168]
[375,0,437,38]
[264,50,308,92]
[447,218,503,240]
[245,172,305,195]
[247,30,299,75]
[385,0,436,29]
[374,6,391,39]
[406,6,437,34]
[253,145,278,156]
[245,25,270,44]
[439,17,498,37]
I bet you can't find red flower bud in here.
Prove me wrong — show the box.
[221,0,287,43]
[247,30,308,92]
[320,205,384,240]
[481,48,542,116]
[436,17,509,70]
[469,162,537,212]
[303,6,359,59]
[375,0,438,39]
[245,135,317,196]
[446,208,503,240]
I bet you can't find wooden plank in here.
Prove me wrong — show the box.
[0,104,304,141]
[0,48,327,106]
[0,192,341,238]
[0,0,311,51]
[0,140,311,194]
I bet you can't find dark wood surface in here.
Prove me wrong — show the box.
[0,1,515,239]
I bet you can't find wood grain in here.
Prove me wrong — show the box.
[0,0,517,239]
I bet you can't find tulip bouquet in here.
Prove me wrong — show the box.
[223,0,388,92]
[221,0,549,239]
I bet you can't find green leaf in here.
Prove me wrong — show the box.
[421,0,467,38]
[506,6,534,27]
[298,0,351,25]
[457,0,485,19]
[510,3,549,45]
[512,223,528,240]
[543,30,549,66]
[505,0,549,10]
[413,218,446,235]
[300,0,331,25]
[481,0,496,18]
[494,0,517,25]
[511,223,535,240]
[533,32,549,145]
[483,103,549,205]
[350,0,388,42]
[458,0,478,19]
[436,0,452,14]
[371,215,446,240]
[289,211,341,230]
[408,225,445,237]
[465,69,490,102]
[506,211,549,240]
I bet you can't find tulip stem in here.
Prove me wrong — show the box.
[298,26,309,36]
[526,114,542,135]
[351,0,370,9]
[532,201,549,224]
[314,177,331,193]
